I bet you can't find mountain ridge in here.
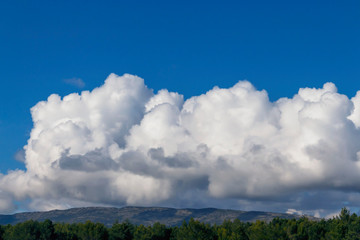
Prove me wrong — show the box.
[0,206,317,227]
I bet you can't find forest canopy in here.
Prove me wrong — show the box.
[0,208,359,240]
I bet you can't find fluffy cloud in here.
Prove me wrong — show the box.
[1,73,360,216]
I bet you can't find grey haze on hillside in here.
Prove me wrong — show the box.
[0,207,316,227]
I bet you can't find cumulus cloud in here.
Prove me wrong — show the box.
[1,73,360,216]
[0,187,16,213]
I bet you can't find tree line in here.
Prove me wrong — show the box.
[0,208,359,240]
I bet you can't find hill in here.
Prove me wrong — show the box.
[0,206,316,226]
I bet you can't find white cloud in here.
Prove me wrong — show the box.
[63,77,86,88]
[0,188,16,213]
[14,149,25,162]
[286,209,303,215]
[1,73,360,217]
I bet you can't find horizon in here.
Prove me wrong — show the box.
[4,204,313,219]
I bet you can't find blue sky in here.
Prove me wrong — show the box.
[1,0,358,173]
[0,0,359,215]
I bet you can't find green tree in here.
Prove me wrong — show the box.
[54,222,79,240]
[247,220,268,240]
[150,222,171,240]
[176,218,217,240]
[339,208,351,223]
[134,225,152,240]
[109,220,134,240]
[0,225,4,240]
[40,219,55,240]
[77,221,109,240]
[7,220,41,240]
